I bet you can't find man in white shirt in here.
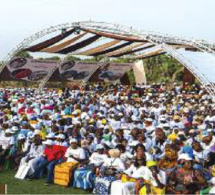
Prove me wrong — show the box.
[64,139,86,163]
[89,144,108,167]
[0,129,15,170]
[16,135,44,177]
[139,161,166,194]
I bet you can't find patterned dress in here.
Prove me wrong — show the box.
[73,164,96,190]
[93,166,117,195]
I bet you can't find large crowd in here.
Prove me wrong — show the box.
[1,83,215,194]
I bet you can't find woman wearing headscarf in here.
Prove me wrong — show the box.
[158,144,178,178]
[166,153,206,194]
[93,149,125,195]
[134,144,153,162]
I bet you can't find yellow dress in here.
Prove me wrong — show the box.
[139,185,165,195]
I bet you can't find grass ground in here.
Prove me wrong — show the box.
[0,169,90,194]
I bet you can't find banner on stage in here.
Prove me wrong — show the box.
[59,60,100,81]
[91,63,132,82]
[7,57,59,82]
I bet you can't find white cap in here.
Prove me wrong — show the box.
[18,134,25,140]
[132,116,140,122]
[104,125,109,129]
[70,138,78,144]
[34,129,41,135]
[72,110,78,115]
[27,131,34,137]
[99,124,105,129]
[11,126,19,132]
[146,118,153,122]
[160,117,166,121]
[178,153,192,161]
[102,141,113,148]
[178,131,185,136]
[189,129,195,133]
[85,115,90,120]
[73,120,81,125]
[209,177,215,185]
[129,140,139,147]
[156,125,163,129]
[163,124,170,128]
[5,129,13,134]
[118,113,123,117]
[46,132,55,139]
[96,144,104,150]
[43,140,54,145]
[55,134,65,139]
[97,112,102,117]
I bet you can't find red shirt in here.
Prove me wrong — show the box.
[18,107,26,115]
[52,145,68,160]
[44,146,55,161]
[26,108,35,114]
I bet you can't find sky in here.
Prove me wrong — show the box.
[0,0,215,60]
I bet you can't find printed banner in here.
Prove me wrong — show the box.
[59,60,100,81]
[7,57,59,82]
[133,60,147,84]
[90,63,132,82]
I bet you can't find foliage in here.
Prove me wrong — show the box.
[44,56,61,61]
[143,54,184,84]
[65,55,81,61]
[15,51,33,58]
[109,55,184,84]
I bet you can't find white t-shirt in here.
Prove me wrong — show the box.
[28,143,44,158]
[120,152,133,162]
[103,157,125,172]
[89,152,108,166]
[0,133,15,149]
[124,164,149,179]
[193,150,209,162]
[65,147,86,162]
[144,168,166,187]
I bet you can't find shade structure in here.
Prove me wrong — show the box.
[1,21,215,97]
[177,49,215,83]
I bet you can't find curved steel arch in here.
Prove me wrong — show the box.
[1,21,215,97]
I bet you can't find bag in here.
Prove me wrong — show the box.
[15,163,30,179]
[103,167,117,176]
[54,162,78,186]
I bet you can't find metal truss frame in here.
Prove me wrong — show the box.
[1,21,215,97]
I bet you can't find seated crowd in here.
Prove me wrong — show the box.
[1,83,215,194]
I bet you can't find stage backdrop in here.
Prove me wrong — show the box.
[59,60,100,82]
[2,58,132,83]
[7,57,59,82]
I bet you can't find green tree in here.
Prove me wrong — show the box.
[15,50,33,58]
[65,55,81,61]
